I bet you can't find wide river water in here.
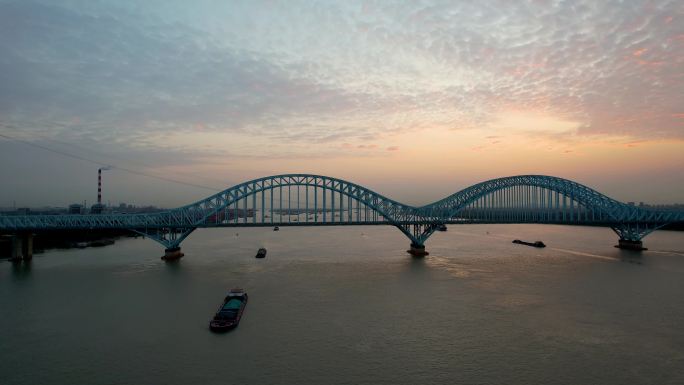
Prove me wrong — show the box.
[2,224,684,385]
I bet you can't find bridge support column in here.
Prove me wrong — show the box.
[611,224,652,251]
[21,233,33,261]
[9,235,23,263]
[161,246,184,261]
[615,239,647,251]
[407,243,429,257]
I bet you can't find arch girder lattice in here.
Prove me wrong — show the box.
[1,174,682,248]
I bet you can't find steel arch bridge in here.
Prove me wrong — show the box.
[2,174,682,257]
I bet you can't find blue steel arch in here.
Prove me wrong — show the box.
[184,174,406,221]
[410,175,663,244]
[1,174,682,250]
[422,175,622,219]
[168,174,418,244]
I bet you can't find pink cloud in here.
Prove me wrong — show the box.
[632,48,648,57]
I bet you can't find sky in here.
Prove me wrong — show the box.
[0,0,682,207]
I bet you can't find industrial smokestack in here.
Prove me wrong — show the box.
[97,167,111,205]
[98,168,102,204]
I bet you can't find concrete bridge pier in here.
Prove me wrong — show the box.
[615,239,647,251]
[9,235,22,262]
[21,233,33,261]
[161,246,184,261]
[7,234,33,262]
[407,243,429,257]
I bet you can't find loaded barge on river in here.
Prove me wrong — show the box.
[209,288,248,332]
[512,239,546,248]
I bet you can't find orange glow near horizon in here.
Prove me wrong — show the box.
[152,118,684,205]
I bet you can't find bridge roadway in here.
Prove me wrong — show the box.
[2,174,682,260]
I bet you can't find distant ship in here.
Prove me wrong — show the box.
[273,226,279,231]
[255,248,267,258]
[437,224,447,232]
[512,239,546,248]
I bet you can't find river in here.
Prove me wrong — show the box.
[2,224,683,384]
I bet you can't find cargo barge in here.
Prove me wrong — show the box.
[512,239,546,248]
[209,288,248,332]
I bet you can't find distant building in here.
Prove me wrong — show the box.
[68,204,83,214]
[16,207,30,215]
[90,203,104,214]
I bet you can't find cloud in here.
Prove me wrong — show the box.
[1,0,682,159]
[285,0,683,139]
[0,1,384,146]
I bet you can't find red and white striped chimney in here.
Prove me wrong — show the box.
[97,168,102,204]
[97,167,111,205]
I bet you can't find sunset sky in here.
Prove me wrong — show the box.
[0,0,682,207]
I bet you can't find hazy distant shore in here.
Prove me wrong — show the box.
[0,229,134,258]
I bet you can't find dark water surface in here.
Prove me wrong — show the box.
[2,224,684,385]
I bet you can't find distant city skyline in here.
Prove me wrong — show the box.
[0,0,682,207]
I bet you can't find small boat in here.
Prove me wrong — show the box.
[209,288,248,332]
[255,248,267,258]
[273,226,279,231]
[512,239,546,248]
[437,224,447,232]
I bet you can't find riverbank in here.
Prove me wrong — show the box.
[0,229,134,259]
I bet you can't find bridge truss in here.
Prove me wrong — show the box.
[1,175,682,254]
